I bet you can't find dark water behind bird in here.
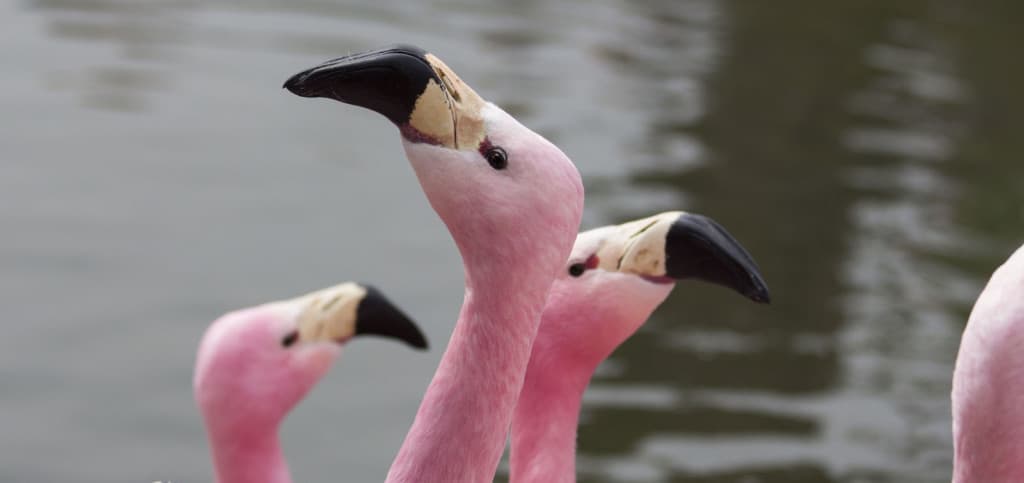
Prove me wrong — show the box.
[2,0,1023,482]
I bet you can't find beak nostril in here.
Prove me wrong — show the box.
[629,219,660,239]
[322,294,344,312]
[439,70,461,102]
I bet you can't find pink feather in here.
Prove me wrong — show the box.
[952,243,1024,482]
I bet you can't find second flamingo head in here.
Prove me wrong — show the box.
[194,282,426,438]
[538,211,770,367]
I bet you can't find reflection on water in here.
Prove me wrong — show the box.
[4,0,1024,481]
[839,18,970,482]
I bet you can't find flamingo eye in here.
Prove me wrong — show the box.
[281,331,298,347]
[485,146,508,170]
[568,263,586,277]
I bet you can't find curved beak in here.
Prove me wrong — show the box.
[289,282,428,349]
[283,44,485,151]
[594,211,771,304]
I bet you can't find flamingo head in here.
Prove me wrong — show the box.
[285,45,584,288]
[193,282,426,434]
[540,211,770,365]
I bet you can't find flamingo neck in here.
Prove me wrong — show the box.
[510,342,594,483]
[509,279,672,483]
[386,266,554,483]
[206,422,290,483]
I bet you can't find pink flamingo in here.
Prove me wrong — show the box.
[511,211,770,483]
[285,45,585,482]
[952,243,1024,482]
[194,282,427,483]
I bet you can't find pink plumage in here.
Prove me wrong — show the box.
[193,283,425,483]
[952,243,1024,482]
[285,46,585,482]
[195,305,320,483]
[511,212,770,483]
[385,105,584,483]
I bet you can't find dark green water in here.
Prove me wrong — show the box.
[3,0,1023,481]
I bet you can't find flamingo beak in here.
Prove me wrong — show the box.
[353,285,429,349]
[290,282,428,349]
[283,44,486,151]
[597,212,771,304]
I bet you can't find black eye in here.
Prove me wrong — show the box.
[568,263,586,277]
[281,331,298,347]
[485,146,508,170]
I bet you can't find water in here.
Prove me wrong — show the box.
[3,0,1023,481]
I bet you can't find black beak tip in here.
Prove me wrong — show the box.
[355,285,429,350]
[282,71,304,92]
[279,44,439,125]
[667,213,772,305]
[409,331,429,350]
[390,318,429,351]
[282,69,321,97]
[746,283,772,304]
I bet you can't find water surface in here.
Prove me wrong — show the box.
[3,0,1023,481]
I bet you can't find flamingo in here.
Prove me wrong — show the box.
[511,211,770,483]
[952,243,1024,482]
[285,45,585,482]
[194,282,427,483]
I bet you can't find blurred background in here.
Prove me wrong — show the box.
[3,0,1023,481]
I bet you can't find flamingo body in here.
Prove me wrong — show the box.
[953,244,1024,482]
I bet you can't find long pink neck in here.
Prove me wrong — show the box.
[510,339,594,483]
[509,280,671,483]
[386,268,554,482]
[206,422,290,483]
